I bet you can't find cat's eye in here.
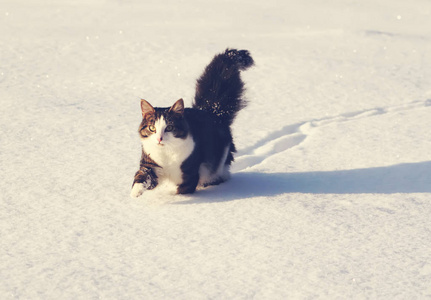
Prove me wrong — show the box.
[165,125,174,132]
[148,125,156,132]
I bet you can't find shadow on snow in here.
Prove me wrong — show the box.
[178,161,431,204]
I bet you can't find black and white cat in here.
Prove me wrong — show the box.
[131,48,254,197]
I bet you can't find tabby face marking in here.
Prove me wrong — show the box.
[153,116,167,145]
[139,99,188,146]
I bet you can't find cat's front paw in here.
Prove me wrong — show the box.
[130,182,145,198]
[130,173,158,198]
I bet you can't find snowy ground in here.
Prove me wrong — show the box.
[1,0,431,298]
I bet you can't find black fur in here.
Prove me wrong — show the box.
[132,48,254,195]
[193,48,254,125]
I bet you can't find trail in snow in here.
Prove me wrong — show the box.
[233,99,431,172]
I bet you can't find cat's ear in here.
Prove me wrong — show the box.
[141,99,155,117]
[169,98,184,115]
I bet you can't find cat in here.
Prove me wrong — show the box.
[131,48,254,197]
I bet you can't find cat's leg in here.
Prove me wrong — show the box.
[130,168,158,198]
[177,154,200,194]
[177,171,199,194]
[199,144,232,187]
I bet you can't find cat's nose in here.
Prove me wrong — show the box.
[157,137,163,143]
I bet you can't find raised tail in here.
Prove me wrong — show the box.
[193,48,254,125]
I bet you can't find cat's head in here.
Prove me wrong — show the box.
[138,98,188,147]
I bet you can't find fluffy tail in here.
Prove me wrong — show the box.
[193,48,254,125]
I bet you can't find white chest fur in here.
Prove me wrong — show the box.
[141,117,195,185]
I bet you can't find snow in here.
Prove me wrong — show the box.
[1,0,431,298]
